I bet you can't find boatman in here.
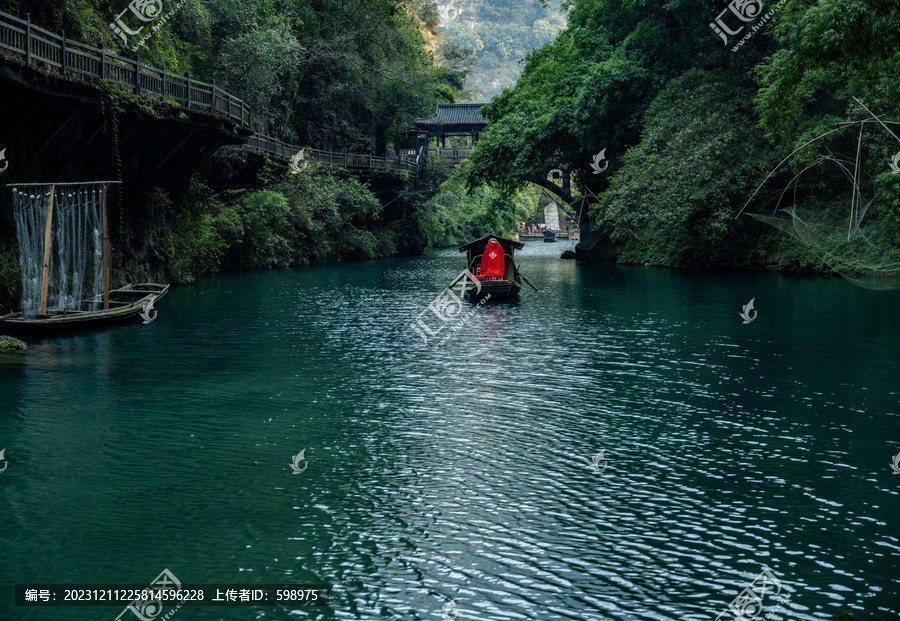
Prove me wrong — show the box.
[479,238,506,281]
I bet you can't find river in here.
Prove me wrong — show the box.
[1,240,898,621]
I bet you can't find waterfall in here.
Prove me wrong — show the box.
[11,183,108,318]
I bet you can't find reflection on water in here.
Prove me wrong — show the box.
[1,241,899,621]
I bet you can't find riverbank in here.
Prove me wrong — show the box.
[575,218,832,276]
[0,167,428,313]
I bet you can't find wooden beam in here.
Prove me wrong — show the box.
[101,183,110,309]
[39,184,56,316]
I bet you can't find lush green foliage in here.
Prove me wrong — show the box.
[146,168,402,283]
[592,70,779,266]
[0,240,21,313]
[754,0,900,153]
[149,183,230,283]
[467,0,774,199]
[0,0,488,297]
[416,160,533,247]
[465,0,900,271]
[3,0,468,152]
[750,0,900,284]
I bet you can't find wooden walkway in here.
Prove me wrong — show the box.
[0,11,250,125]
[242,139,474,175]
[243,134,423,176]
[0,10,474,179]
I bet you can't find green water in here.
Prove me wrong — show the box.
[1,241,899,621]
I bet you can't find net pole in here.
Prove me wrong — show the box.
[850,123,863,241]
[101,183,110,309]
[39,184,56,316]
[851,96,900,144]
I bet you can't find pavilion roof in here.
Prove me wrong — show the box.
[415,104,487,132]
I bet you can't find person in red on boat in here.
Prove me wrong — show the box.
[479,238,506,281]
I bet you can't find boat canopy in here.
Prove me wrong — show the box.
[458,235,524,257]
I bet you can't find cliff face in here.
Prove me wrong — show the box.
[435,0,566,99]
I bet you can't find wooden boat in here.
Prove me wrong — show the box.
[543,230,557,242]
[458,235,525,302]
[0,283,169,337]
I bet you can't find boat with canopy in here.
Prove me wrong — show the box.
[458,235,528,302]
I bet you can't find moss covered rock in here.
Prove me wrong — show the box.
[0,336,27,352]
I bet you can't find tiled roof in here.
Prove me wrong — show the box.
[416,104,487,127]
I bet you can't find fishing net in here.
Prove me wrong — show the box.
[537,190,561,231]
[11,183,109,317]
[743,119,900,290]
[750,206,900,290]
[536,188,581,232]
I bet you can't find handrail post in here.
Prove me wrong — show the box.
[101,41,106,80]
[212,80,216,112]
[25,13,31,64]
[162,67,167,99]
[186,72,191,108]
[60,30,66,76]
[134,58,140,95]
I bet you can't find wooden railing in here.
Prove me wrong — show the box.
[0,9,471,179]
[431,147,474,161]
[243,133,421,175]
[0,9,251,126]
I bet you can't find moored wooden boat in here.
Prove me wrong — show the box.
[458,235,525,302]
[543,230,557,242]
[0,283,169,337]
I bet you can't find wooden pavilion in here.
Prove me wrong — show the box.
[405,104,488,151]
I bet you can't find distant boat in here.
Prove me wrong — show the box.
[543,230,557,242]
[458,235,525,302]
[0,283,169,337]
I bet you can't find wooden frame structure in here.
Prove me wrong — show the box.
[8,180,120,317]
